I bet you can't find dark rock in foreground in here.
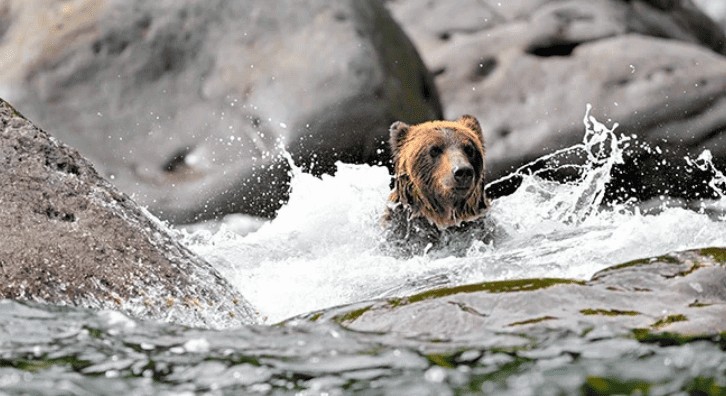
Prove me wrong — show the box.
[0,99,257,328]
[0,0,440,223]
[305,248,726,338]
[386,0,726,200]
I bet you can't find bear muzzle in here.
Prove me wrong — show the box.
[447,151,475,196]
[453,166,475,196]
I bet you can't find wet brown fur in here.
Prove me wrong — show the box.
[387,115,489,229]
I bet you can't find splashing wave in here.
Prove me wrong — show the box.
[185,107,726,323]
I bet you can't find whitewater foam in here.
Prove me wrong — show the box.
[185,107,726,323]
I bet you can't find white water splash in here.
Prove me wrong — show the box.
[185,107,726,323]
[687,150,726,200]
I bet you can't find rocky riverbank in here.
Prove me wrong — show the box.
[0,0,440,223]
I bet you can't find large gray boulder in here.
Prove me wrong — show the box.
[0,0,440,223]
[385,0,726,199]
[0,99,258,328]
[307,248,726,338]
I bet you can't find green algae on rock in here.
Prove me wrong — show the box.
[580,309,641,317]
[651,314,689,330]
[300,248,726,340]
[507,316,558,327]
[700,247,726,264]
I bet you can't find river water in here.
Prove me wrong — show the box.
[187,106,726,323]
[1,108,725,394]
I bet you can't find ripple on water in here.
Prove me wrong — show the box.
[0,301,723,394]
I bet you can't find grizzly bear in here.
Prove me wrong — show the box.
[383,115,495,255]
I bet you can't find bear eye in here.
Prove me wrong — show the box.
[463,144,476,158]
[429,146,443,158]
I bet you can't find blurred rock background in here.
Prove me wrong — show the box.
[693,0,726,31]
[1,0,724,223]
[0,0,440,223]
[385,0,726,199]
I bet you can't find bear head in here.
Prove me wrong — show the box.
[388,115,489,229]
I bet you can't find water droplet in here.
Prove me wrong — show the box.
[424,366,447,383]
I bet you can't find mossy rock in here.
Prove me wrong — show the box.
[299,248,726,340]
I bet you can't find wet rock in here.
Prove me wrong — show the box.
[307,248,726,338]
[385,0,726,199]
[0,0,440,223]
[0,99,258,328]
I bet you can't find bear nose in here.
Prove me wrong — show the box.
[454,166,474,183]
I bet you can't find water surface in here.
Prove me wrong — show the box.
[2,108,725,394]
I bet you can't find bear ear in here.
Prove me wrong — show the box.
[457,115,483,140]
[389,121,410,154]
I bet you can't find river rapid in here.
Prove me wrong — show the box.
[1,107,724,395]
[186,105,726,323]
